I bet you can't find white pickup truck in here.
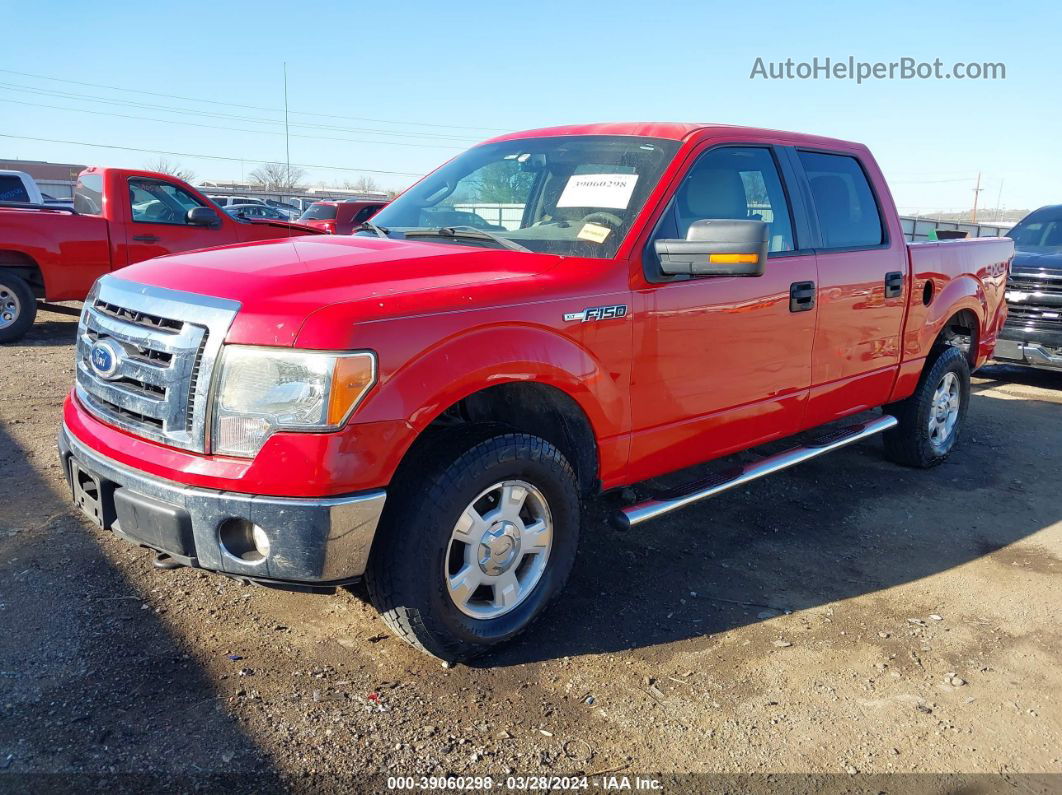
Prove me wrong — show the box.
[0,170,44,205]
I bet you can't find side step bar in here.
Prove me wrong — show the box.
[614,414,898,530]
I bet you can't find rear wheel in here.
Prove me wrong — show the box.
[883,346,970,468]
[0,271,35,344]
[365,433,580,662]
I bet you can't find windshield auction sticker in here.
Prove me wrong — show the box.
[577,222,612,243]
[557,173,639,209]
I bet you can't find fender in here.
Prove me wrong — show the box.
[355,322,626,442]
[0,223,55,293]
[890,273,988,403]
[902,272,986,363]
[343,320,629,488]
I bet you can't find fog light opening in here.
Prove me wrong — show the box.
[219,518,270,564]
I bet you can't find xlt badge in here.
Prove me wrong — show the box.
[563,304,629,323]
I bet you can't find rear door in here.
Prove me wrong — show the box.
[787,148,908,426]
[123,177,237,264]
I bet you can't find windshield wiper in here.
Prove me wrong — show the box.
[402,225,530,252]
[356,220,390,238]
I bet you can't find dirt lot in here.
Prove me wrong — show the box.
[1,312,1060,790]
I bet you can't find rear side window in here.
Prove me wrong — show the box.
[0,175,30,203]
[353,205,382,224]
[798,151,883,249]
[74,174,104,214]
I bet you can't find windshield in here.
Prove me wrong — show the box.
[1007,207,1062,252]
[300,203,337,221]
[369,135,681,258]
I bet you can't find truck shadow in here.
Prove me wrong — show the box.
[975,361,1062,392]
[477,388,1060,667]
[15,311,81,347]
[0,422,283,788]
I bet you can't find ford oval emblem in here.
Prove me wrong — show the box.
[89,339,123,379]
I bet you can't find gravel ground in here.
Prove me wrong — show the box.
[1,311,1060,790]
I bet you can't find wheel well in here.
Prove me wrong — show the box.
[399,382,600,497]
[0,252,45,299]
[937,308,979,366]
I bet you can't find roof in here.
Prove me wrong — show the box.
[483,122,863,151]
[484,122,704,144]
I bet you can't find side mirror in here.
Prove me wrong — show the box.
[654,219,768,277]
[187,207,221,227]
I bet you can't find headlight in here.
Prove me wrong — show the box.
[211,346,376,457]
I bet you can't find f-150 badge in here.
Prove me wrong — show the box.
[563,305,629,323]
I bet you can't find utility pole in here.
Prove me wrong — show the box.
[971,171,983,224]
[283,62,291,187]
[995,180,1004,222]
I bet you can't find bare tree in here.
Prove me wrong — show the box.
[249,162,306,191]
[144,157,196,182]
[346,175,381,193]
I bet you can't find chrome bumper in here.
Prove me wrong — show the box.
[993,339,1062,371]
[58,424,386,585]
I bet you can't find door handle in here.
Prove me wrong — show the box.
[885,271,904,299]
[132,234,159,243]
[789,281,816,312]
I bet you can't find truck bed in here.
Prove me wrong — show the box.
[0,207,111,302]
[905,236,1012,368]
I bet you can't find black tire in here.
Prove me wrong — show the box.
[0,271,36,344]
[883,346,971,468]
[365,433,580,662]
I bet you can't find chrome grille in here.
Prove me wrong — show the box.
[1005,268,1062,331]
[75,276,240,453]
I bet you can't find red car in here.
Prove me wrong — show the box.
[0,167,322,342]
[297,199,388,234]
[58,123,1011,662]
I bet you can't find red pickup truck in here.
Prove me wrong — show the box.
[298,199,389,234]
[57,124,1012,662]
[0,167,321,342]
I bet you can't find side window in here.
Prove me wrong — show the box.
[797,151,883,248]
[660,147,795,254]
[128,178,205,225]
[353,205,380,224]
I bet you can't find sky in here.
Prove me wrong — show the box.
[2,0,1058,216]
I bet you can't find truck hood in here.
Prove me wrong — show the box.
[1012,246,1062,274]
[239,217,326,235]
[114,234,560,346]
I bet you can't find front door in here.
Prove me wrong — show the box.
[626,145,818,483]
[123,177,234,265]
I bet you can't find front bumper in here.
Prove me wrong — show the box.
[58,424,387,586]
[993,338,1062,371]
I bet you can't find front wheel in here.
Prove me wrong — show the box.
[883,346,971,468]
[0,271,36,344]
[365,433,580,662]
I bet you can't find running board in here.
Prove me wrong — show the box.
[614,415,898,530]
